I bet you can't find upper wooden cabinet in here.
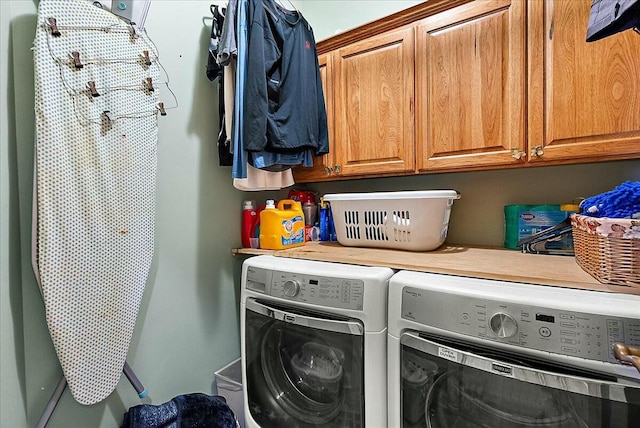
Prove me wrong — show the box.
[295,28,415,181]
[293,0,640,183]
[333,26,416,177]
[292,54,336,182]
[528,0,640,163]
[416,0,526,171]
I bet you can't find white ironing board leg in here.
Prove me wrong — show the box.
[36,362,147,427]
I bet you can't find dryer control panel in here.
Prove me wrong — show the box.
[401,286,640,364]
[245,266,364,311]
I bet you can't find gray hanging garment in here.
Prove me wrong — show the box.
[586,0,640,42]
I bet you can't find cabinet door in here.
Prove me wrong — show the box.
[416,0,526,172]
[528,0,640,163]
[292,53,335,183]
[334,27,415,177]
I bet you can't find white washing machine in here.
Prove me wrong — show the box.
[388,270,640,428]
[241,255,393,428]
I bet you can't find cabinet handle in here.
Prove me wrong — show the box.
[324,166,333,175]
[334,165,342,174]
[530,146,544,158]
[510,149,526,160]
[549,18,554,40]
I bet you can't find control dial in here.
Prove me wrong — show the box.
[489,312,518,338]
[283,279,301,297]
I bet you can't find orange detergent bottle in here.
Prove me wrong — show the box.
[259,199,306,250]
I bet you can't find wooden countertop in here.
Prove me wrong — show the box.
[233,242,640,295]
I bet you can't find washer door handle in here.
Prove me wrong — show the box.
[400,332,640,404]
[246,298,364,335]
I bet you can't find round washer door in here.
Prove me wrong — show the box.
[244,299,365,428]
[261,322,345,424]
[400,332,639,428]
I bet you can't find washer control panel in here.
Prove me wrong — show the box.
[401,286,640,364]
[245,266,364,311]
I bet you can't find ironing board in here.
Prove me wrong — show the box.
[33,0,159,407]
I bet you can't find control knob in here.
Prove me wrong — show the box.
[489,312,518,338]
[283,279,301,297]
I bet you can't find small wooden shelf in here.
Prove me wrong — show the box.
[233,242,640,295]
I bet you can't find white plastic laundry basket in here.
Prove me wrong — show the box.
[214,358,245,428]
[324,190,460,251]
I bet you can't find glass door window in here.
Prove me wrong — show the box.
[400,332,640,428]
[245,298,365,428]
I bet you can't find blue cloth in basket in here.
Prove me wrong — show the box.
[581,181,640,219]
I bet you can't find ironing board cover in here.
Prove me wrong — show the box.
[33,0,158,405]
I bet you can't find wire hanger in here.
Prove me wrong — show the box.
[210,4,225,18]
[276,0,299,13]
[71,80,178,125]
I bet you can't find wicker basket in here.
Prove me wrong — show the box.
[570,214,640,287]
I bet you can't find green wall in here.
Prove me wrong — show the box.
[2,1,639,427]
[296,0,423,40]
[2,2,243,427]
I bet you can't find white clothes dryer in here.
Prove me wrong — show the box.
[388,270,640,428]
[241,255,393,428]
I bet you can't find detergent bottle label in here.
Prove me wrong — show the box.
[281,215,305,246]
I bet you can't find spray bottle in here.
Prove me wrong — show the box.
[319,197,330,241]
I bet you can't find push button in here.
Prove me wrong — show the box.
[539,327,552,338]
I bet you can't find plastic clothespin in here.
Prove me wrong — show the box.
[142,50,152,66]
[129,22,140,39]
[47,17,61,37]
[157,102,167,116]
[87,81,100,97]
[70,51,83,69]
[101,111,113,122]
[144,77,154,92]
